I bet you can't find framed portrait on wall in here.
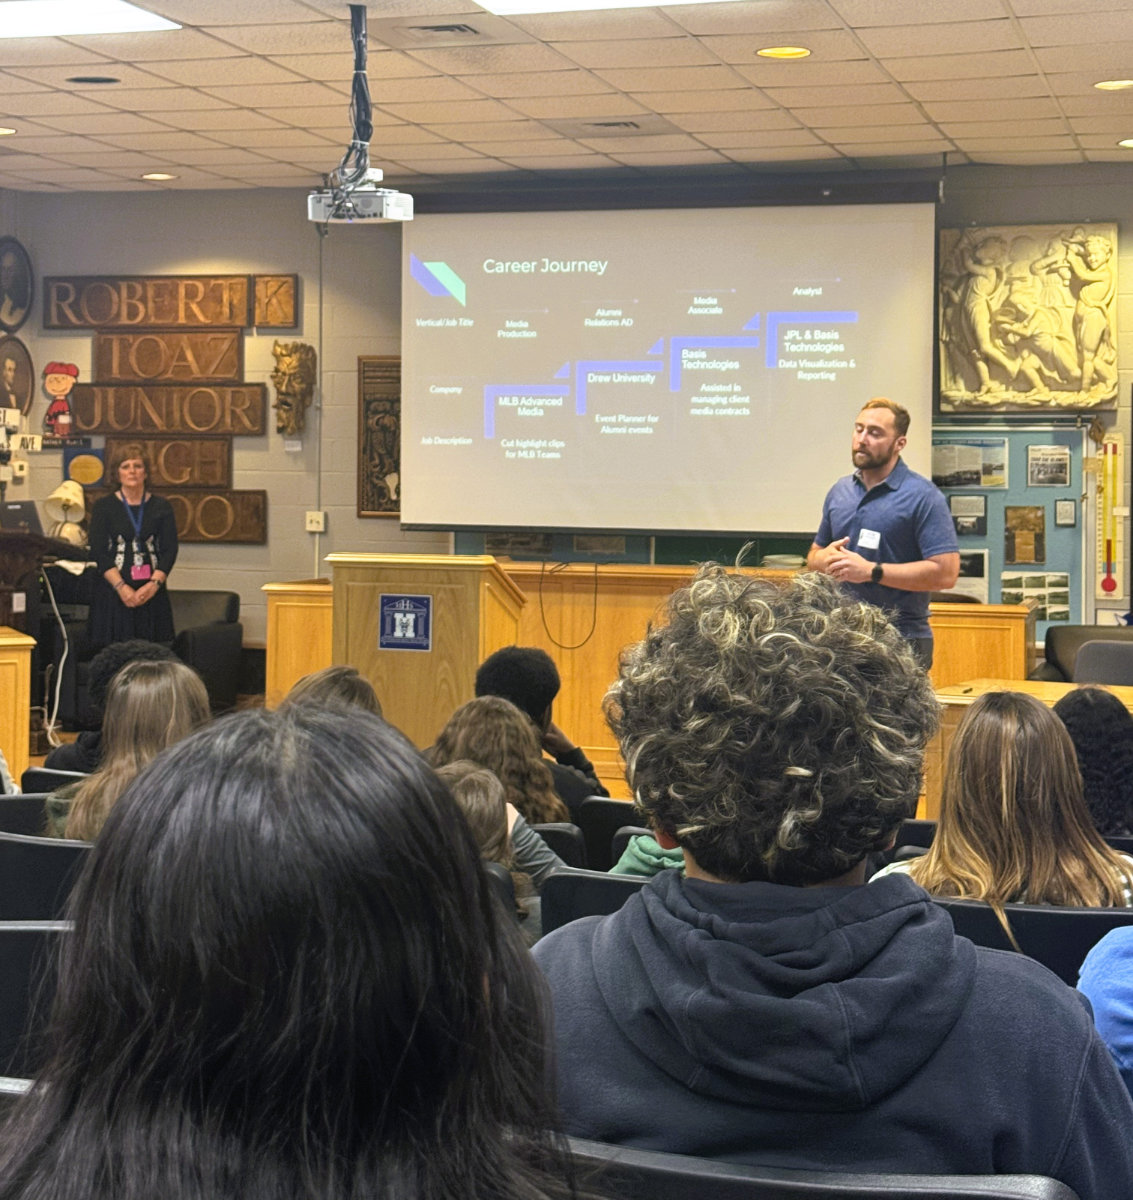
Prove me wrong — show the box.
[0,335,34,415]
[0,237,32,335]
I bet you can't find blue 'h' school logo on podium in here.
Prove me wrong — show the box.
[379,594,432,651]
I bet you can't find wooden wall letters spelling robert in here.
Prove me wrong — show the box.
[69,384,266,436]
[44,276,251,329]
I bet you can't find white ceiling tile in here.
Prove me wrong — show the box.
[686,111,808,136]
[0,74,50,96]
[953,135,1080,150]
[367,51,443,81]
[666,0,844,35]
[202,129,341,149]
[762,82,910,106]
[161,109,285,131]
[50,149,181,169]
[1020,11,1133,45]
[94,131,239,152]
[608,149,732,166]
[212,161,319,178]
[1085,147,1133,161]
[0,93,118,116]
[735,60,890,86]
[1062,93,1133,116]
[793,103,930,127]
[457,70,610,98]
[85,87,233,112]
[831,0,1004,23]
[1010,0,1131,12]
[921,97,1062,121]
[935,118,1070,137]
[141,56,306,87]
[198,82,346,107]
[463,154,613,170]
[426,120,551,139]
[696,128,823,149]
[505,94,647,119]
[1072,116,1133,134]
[365,142,486,160]
[850,152,954,168]
[858,20,1024,57]
[886,49,1035,81]
[842,139,954,154]
[368,126,445,145]
[631,89,774,113]
[355,75,486,102]
[968,150,1085,164]
[589,66,745,91]
[0,40,113,67]
[0,133,96,155]
[701,30,866,63]
[142,147,273,165]
[1033,42,1133,73]
[575,132,710,153]
[250,105,349,128]
[144,1,332,23]
[551,37,716,70]
[509,10,685,39]
[61,28,245,61]
[903,75,1050,102]
[197,22,347,55]
[473,138,589,156]
[374,98,523,123]
[732,145,849,162]
[2,64,176,90]
[29,112,174,135]
[813,123,947,142]
[387,157,516,174]
[665,110,799,133]
[406,44,578,75]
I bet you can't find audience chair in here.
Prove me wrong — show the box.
[932,897,1133,986]
[529,822,587,868]
[610,824,651,866]
[1029,623,1133,683]
[577,797,640,872]
[567,1138,1081,1200]
[0,832,90,921]
[541,867,645,935]
[0,921,71,1077]
[19,767,86,794]
[1071,639,1133,685]
[482,859,518,920]
[0,796,50,837]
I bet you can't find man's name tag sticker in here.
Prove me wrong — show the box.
[858,528,881,551]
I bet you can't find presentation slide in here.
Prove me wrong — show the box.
[401,203,935,534]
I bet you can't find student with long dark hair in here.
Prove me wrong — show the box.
[0,706,575,1200]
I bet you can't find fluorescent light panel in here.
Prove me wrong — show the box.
[0,1,179,38]
[480,0,739,12]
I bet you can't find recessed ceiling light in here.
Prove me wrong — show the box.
[756,46,812,60]
[141,172,177,181]
[0,128,16,137]
[479,0,743,11]
[66,76,122,85]
[1095,79,1133,91]
[0,1,179,38]
[1118,138,1133,149]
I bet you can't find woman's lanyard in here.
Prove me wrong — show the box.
[120,494,146,545]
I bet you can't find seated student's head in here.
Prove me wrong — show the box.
[434,759,511,863]
[432,695,568,825]
[475,645,560,729]
[0,706,565,1200]
[65,658,211,841]
[1053,686,1133,838]
[282,664,382,717]
[86,638,179,720]
[605,567,938,885]
[909,690,1133,911]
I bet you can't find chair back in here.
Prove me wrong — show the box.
[541,867,645,935]
[1072,639,1133,684]
[611,824,651,866]
[0,921,71,1077]
[482,859,517,919]
[567,1138,1081,1200]
[1105,834,1133,854]
[0,832,91,921]
[0,796,49,837]
[932,897,1133,985]
[19,767,87,794]
[529,822,587,868]
[577,797,640,871]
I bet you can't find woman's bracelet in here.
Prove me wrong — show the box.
[114,580,126,592]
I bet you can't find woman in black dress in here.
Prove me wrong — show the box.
[88,442,177,649]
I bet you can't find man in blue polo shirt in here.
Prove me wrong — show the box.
[808,398,959,668]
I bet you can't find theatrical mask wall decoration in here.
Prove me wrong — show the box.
[271,340,317,435]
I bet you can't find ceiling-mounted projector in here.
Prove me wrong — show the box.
[308,168,413,223]
[308,4,413,225]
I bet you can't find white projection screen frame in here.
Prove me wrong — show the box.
[401,203,936,535]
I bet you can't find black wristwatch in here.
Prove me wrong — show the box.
[871,562,884,584]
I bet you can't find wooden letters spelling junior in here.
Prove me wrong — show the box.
[70,385,265,435]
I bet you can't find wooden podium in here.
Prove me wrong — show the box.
[326,554,526,747]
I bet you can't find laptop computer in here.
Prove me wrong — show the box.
[0,500,44,536]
